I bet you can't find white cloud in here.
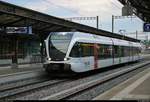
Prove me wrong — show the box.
[23,0,123,31]
[15,0,123,21]
[24,0,51,13]
[45,0,122,17]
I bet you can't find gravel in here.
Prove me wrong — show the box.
[0,70,46,85]
[0,75,50,92]
[68,65,150,100]
[0,79,67,100]
[10,62,144,100]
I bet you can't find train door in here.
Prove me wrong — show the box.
[119,46,122,64]
[113,45,120,65]
[129,46,132,61]
[128,42,132,61]
[127,46,130,62]
[131,47,134,61]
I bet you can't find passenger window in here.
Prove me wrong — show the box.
[70,42,94,57]
[98,44,112,59]
[81,43,94,57]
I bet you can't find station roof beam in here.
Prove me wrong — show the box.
[0,1,140,42]
[119,0,150,22]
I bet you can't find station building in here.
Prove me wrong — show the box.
[0,28,42,66]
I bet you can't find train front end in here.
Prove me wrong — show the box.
[43,32,74,74]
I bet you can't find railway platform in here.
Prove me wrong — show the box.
[93,65,150,100]
[0,63,43,76]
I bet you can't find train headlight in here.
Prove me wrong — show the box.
[64,58,70,61]
[48,58,51,61]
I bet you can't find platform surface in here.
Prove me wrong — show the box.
[93,66,150,100]
[0,63,43,76]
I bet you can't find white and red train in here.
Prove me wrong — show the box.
[43,32,142,73]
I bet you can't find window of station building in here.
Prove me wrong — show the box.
[43,42,47,57]
[0,39,12,59]
[18,41,25,59]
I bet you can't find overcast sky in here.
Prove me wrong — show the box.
[2,0,149,40]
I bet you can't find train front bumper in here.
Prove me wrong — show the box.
[43,63,73,73]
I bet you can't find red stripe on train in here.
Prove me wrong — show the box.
[94,44,99,69]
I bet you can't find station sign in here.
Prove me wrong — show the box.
[143,23,150,32]
[6,26,32,34]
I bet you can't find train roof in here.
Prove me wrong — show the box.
[72,32,141,47]
[48,32,141,47]
[73,32,141,47]
[73,32,112,45]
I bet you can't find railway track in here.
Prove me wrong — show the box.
[0,60,149,100]
[0,76,51,92]
[0,78,69,100]
[0,69,46,85]
[41,61,150,100]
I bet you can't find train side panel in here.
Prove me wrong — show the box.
[44,32,143,73]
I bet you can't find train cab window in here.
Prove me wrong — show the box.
[70,42,81,57]
[49,32,73,60]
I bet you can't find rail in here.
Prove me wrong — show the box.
[41,61,150,100]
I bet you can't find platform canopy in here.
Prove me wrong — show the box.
[0,1,140,42]
[119,0,150,23]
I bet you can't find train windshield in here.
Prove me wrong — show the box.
[49,32,73,61]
